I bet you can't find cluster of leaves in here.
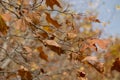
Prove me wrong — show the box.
[0,0,119,80]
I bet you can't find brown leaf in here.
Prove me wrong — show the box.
[87,62,104,73]
[44,40,61,47]
[45,12,61,28]
[85,16,100,23]
[18,69,33,80]
[37,46,48,62]
[77,71,86,77]
[27,12,40,25]
[111,57,120,72]
[0,15,9,36]
[44,40,63,55]
[45,0,62,9]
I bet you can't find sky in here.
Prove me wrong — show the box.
[68,0,120,37]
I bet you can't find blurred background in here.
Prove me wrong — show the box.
[68,0,120,37]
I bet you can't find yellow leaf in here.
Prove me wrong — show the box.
[43,26,53,33]
[30,62,39,71]
[116,5,120,10]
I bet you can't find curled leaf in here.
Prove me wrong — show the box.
[45,12,61,28]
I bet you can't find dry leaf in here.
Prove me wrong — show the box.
[1,13,11,22]
[37,46,48,62]
[45,0,62,9]
[43,26,53,33]
[44,40,61,48]
[80,38,110,52]
[23,46,32,53]
[67,32,77,39]
[0,15,9,35]
[27,12,40,25]
[82,56,98,62]
[111,57,120,72]
[43,40,63,55]
[18,69,33,80]
[15,19,27,31]
[45,12,61,28]
[85,16,100,23]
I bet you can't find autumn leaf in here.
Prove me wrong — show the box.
[43,40,63,55]
[0,15,9,36]
[80,38,110,52]
[67,32,77,39]
[37,46,48,62]
[111,57,120,72]
[77,71,86,77]
[44,40,61,47]
[45,12,61,28]
[15,19,27,31]
[17,0,30,5]
[85,16,100,23]
[82,56,98,62]
[1,13,11,22]
[23,46,32,53]
[27,12,40,25]
[18,69,33,80]
[43,26,53,33]
[87,39,110,49]
[45,0,62,9]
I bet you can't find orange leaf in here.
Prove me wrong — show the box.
[45,12,61,28]
[45,0,62,9]
[1,13,11,22]
[37,46,48,62]
[80,38,110,52]
[0,15,9,36]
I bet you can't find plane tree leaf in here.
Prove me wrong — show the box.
[45,0,62,9]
